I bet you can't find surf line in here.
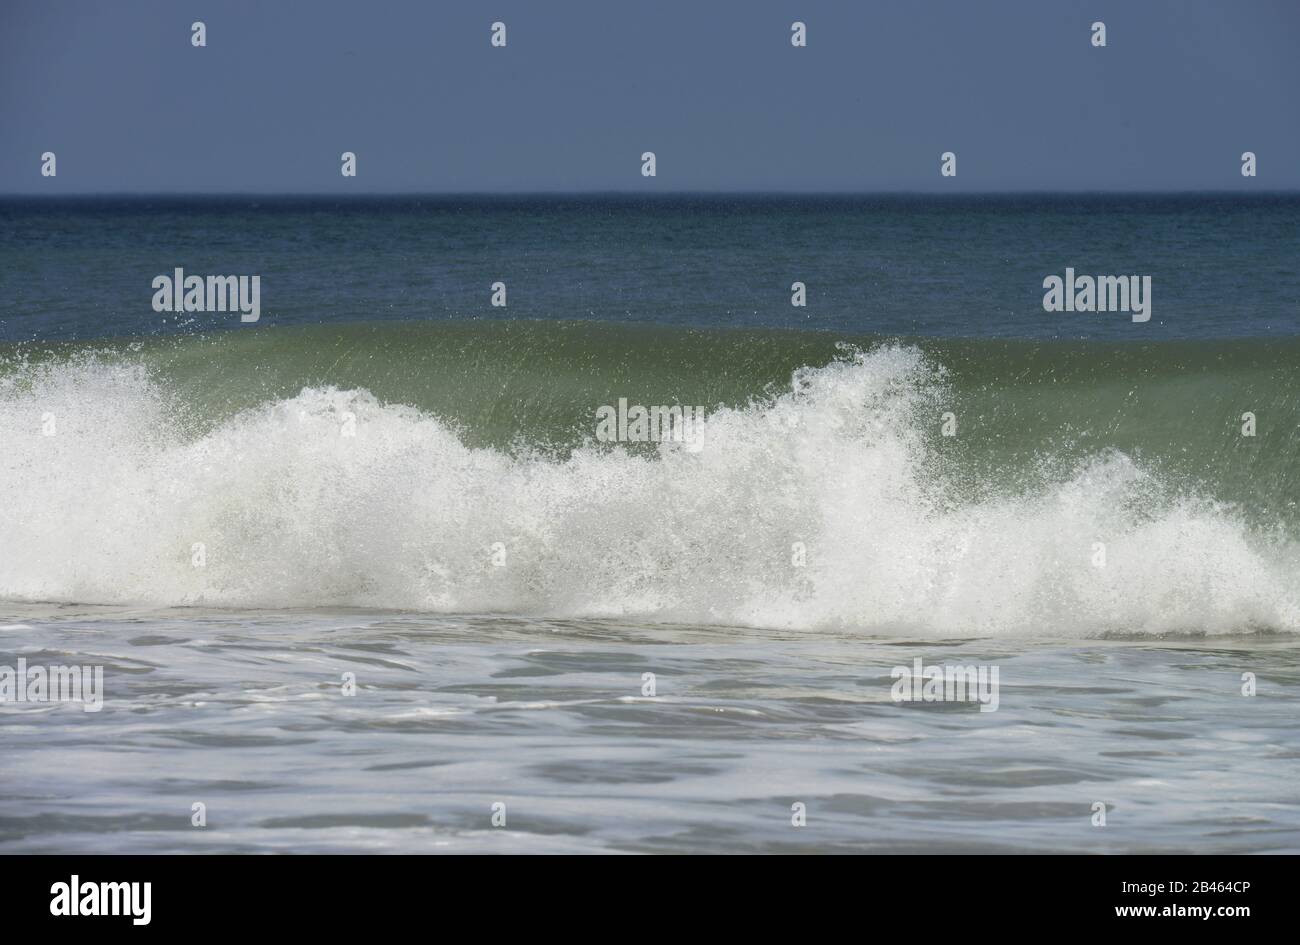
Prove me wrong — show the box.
[1042,268,1151,323]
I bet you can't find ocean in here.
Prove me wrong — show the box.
[2,194,1299,853]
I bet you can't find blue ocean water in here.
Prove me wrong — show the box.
[2,193,1298,342]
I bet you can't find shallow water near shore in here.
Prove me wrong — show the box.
[3,606,1297,854]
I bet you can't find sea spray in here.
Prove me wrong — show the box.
[0,344,1297,636]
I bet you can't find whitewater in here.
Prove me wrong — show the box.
[2,342,1295,637]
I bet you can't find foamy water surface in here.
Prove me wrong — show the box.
[3,609,1299,853]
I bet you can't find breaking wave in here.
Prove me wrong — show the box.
[1,326,1297,636]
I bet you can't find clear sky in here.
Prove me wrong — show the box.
[2,0,1297,193]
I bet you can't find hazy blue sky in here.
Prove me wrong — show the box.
[2,0,1297,192]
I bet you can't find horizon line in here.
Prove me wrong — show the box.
[2,188,1297,198]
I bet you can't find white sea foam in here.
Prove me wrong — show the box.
[1,348,1296,636]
